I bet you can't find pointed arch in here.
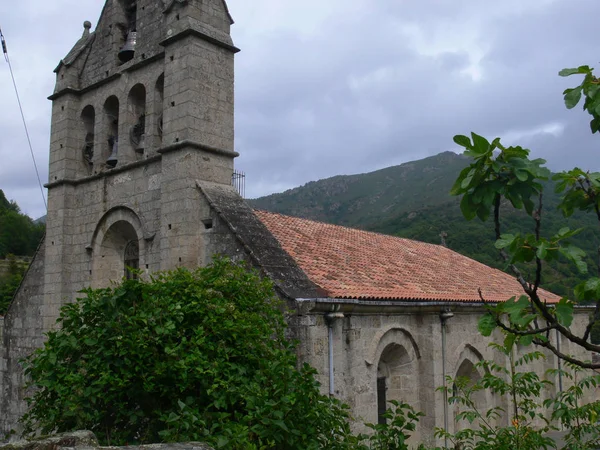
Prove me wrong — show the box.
[452,344,492,434]
[452,343,486,376]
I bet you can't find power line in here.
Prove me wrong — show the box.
[0,26,48,212]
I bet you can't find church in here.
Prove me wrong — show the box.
[0,1,595,446]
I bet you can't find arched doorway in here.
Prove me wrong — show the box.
[376,343,417,425]
[453,358,486,432]
[93,220,139,286]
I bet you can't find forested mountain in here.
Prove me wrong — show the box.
[250,152,600,298]
[0,190,45,314]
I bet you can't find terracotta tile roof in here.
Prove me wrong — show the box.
[254,210,560,303]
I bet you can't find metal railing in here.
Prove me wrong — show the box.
[232,169,246,198]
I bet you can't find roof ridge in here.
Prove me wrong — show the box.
[252,208,447,249]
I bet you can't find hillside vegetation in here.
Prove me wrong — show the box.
[250,152,600,297]
[0,190,44,314]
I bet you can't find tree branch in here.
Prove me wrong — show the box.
[495,319,556,336]
[533,337,600,370]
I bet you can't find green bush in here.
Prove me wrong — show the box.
[21,258,353,449]
[0,254,27,314]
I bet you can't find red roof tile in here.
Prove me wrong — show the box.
[254,210,560,303]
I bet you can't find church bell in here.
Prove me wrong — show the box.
[118,31,137,63]
[106,137,118,167]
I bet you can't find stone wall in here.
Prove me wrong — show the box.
[295,301,599,447]
[0,430,213,450]
[0,238,46,437]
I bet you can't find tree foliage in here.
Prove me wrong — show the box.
[436,340,600,450]
[451,65,600,368]
[0,189,44,315]
[0,189,44,259]
[0,254,27,314]
[21,258,356,448]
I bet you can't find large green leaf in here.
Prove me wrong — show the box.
[478,313,497,337]
[555,298,574,328]
[564,86,583,109]
[471,132,490,154]
[502,295,531,327]
[453,134,471,148]
[460,194,478,220]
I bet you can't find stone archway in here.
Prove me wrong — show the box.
[368,327,421,438]
[93,220,139,286]
[376,343,416,424]
[452,357,487,433]
[89,206,148,288]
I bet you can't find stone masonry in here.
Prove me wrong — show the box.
[1,1,599,447]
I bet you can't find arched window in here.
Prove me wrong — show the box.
[104,96,120,167]
[127,84,146,155]
[155,74,165,146]
[453,359,485,432]
[124,240,139,279]
[81,105,95,172]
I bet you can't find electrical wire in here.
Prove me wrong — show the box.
[0,26,48,211]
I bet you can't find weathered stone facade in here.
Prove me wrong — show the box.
[0,0,598,447]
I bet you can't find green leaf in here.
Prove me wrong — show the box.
[519,334,534,347]
[503,333,516,351]
[536,241,549,260]
[460,168,475,189]
[555,298,574,328]
[471,132,490,154]
[460,194,477,220]
[559,68,582,77]
[450,165,474,195]
[478,313,497,337]
[559,66,591,77]
[495,234,516,249]
[514,170,528,182]
[564,86,583,109]
[584,277,600,296]
[453,134,471,148]
[502,296,531,327]
[559,245,588,274]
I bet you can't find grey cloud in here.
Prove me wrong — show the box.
[2,0,600,217]
[236,0,600,198]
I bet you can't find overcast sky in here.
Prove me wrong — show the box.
[1,0,599,219]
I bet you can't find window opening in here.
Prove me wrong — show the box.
[377,377,387,425]
[124,239,139,279]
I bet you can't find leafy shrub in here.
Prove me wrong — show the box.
[21,258,353,449]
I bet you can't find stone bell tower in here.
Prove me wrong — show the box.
[46,0,238,299]
[1,0,238,435]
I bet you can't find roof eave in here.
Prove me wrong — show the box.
[295,297,588,315]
